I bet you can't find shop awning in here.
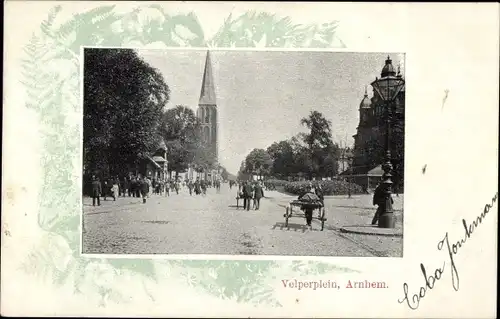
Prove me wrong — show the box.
[146,155,162,170]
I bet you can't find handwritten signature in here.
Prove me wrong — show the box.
[398,191,498,310]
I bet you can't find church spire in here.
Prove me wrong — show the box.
[199,51,217,106]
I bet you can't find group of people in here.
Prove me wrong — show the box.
[89,174,227,206]
[90,175,151,206]
[237,180,265,211]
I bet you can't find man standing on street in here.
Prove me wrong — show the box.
[140,176,149,204]
[91,176,102,206]
[243,181,254,211]
[121,176,129,197]
[200,179,207,195]
[188,179,193,196]
[371,181,392,225]
[253,181,264,210]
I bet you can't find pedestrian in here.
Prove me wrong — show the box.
[194,179,201,195]
[121,176,129,197]
[130,177,137,197]
[111,178,119,201]
[103,179,109,201]
[253,181,264,210]
[315,183,325,218]
[243,181,253,211]
[200,179,207,195]
[135,177,141,198]
[146,177,152,198]
[164,179,170,196]
[129,176,135,197]
[140,177,149,204]
[188,180,193,196]
[91,176,102,206]
[371,182,391,225]
[175,180,180,195]
[298,185,320,228]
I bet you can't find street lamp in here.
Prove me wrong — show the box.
[371,57,405,228]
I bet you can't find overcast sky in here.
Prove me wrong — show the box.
[137,49,404,175]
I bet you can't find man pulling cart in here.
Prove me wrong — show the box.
[284,183,326,230]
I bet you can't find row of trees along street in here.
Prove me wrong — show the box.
[83,49,222,182]
[238,111,341,181]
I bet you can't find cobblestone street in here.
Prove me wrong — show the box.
[83,184,403,257]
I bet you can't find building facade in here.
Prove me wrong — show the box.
[350,56,405,192]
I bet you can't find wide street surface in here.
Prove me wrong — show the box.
[82,184,403,257]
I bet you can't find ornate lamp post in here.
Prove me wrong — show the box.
[371,57,405,228]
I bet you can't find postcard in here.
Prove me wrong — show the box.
[2,1,498,318]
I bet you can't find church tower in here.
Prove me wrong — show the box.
[196,51,218,179]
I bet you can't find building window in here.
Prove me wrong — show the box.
[201,108,206,123]
[204,126,210,143]
[205,107,210,123]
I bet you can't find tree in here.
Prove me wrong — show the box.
[244,148,272,177]
[83,48,170,176]
[267,140,295,178]
[160,105,201,176]
[237,161,250,181]
[299,111,339,179]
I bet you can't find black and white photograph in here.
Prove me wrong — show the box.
[82,48,405,257]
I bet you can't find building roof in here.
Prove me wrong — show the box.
[146,155,162,169]
[199,51,217,106]
[368,165,384,176]
[381,56,396,78]
[152,155,166,163]
[360,86,371,109]
[339,164,384,176]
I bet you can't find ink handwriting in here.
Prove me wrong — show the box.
[398,192,498,310]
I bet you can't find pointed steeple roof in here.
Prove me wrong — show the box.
[199,51,217,106]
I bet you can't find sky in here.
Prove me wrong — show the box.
[137,49,404,175]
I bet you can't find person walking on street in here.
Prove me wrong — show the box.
[253,181,265,210]
[174,180,180,195]
[165,179,170,196]
[194,179,201,195]
[111,178,119,201]
[103,179,109,201]
[243,181,253,211]
[121,176,129,197]
[188,180,193,196]
[91,176,102,206]
[200,179,207,196]
[129,176,136,197]
[135,178,141,198]
[315,183,325,218]
[146,177,152,198]
[140,176,149,204]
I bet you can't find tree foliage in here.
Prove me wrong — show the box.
[160,105,201,174]
[299,111,339,179]
[83,48,170,176]
[238,111,340,181]
[244,148,273,176]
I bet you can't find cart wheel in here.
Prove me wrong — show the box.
[321,208,325,231]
